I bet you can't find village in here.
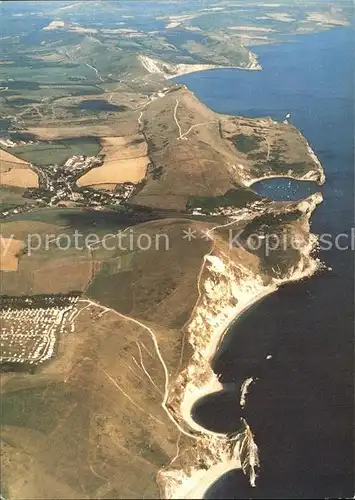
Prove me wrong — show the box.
[0,137,40,149]
[191,205,249,217]
[0,147,137,220]
[0,294,80,367]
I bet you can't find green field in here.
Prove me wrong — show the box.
[188,187,260,212]
[2,207,132,234]
[0,382,69,434]
[235,134,263,154]
[10,137,101,166]
[0,186,32,211]
[88,267,134,313]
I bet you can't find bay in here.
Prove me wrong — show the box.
[176,27,354,499]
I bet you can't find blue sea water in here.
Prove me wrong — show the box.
[176,27,354,499]
[251,177,321,201]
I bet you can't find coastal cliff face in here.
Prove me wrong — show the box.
[138,46,261,81]
[0,197,324,500]
[160,193,323,499]
[1,83,326,499]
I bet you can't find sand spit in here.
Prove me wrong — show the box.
[160,193,323,499]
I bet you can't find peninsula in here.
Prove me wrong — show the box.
[0,1,337,498]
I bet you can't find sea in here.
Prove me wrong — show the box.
[175,27,354,499]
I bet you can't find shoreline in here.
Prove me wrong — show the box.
[179,284,277,437]
[167,59,262,80]
[161,192,324,499]
[242,146,325,189]
[181,285,278,438]
[168,263,322,499]
[139,48,262,83]
[244,171,325,189]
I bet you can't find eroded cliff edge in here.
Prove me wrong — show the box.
[159,193,323,498]
[0,89,325,500]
